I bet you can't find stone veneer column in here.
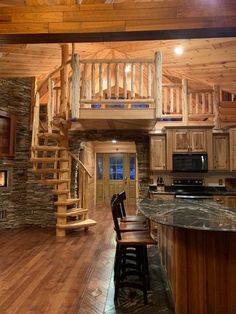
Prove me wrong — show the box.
[0,78,54,229]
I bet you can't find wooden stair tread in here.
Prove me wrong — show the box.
[32,146,67,151]
[54,198,80,206]
[31,158,69,162]
[32,168,70,174]
[121,215,146,223]
[33,179,70,185]
[56,208,88,217]
[38,133,66,140]
[118,231,157,245]
[52,189,70,195]
[56,219,96,229]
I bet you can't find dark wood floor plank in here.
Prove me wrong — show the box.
[0,205,129,314]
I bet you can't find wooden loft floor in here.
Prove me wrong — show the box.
[0,205,125,313]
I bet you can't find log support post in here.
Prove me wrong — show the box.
[213,85,220,129]
[71,53,81,120]
[60,44,69,119]
[182,79,188,123]
[155,51,162,118]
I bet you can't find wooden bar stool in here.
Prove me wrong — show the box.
[111,196,157,305]
[117,191,147,223]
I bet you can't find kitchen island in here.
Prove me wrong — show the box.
[138,199,236,314]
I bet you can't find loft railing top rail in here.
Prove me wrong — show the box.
[80,59,154,64]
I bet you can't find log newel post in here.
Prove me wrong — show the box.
[182,79,188,123]
[213,84,220,129]
[71,53,80,120]
[31,92,40,158]
[155,51,162,118]
[60,44,69,119]
[47,78,53,133]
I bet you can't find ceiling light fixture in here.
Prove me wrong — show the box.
[174,46,184,55]
[112,140,117,143]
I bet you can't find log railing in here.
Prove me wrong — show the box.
[71,52,162,119]
[68,152,92,209]
[188,89,214,116]
[162,83,182,116]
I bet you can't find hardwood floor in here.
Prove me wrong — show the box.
[0,205,128,314]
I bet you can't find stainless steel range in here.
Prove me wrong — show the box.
[172,178,213,199]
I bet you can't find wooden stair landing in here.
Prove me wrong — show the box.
[54,198,80,206]
[56,219,97,229]
[56,208,88,217]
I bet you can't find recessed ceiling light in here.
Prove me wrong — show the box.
[174,46,184,55]
[112,140,117,143]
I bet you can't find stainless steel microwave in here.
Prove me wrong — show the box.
[173,153,208,172]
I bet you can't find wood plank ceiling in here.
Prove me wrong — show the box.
[0,38,236,93]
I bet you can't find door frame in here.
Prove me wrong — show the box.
[94,141,138,207]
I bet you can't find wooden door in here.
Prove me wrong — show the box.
[96,153,136,206]
[190,130,207,152]
[213,134,229,171]
[173,129,189,152]
[150,136,166,170]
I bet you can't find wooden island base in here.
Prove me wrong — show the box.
[158,225,236,314]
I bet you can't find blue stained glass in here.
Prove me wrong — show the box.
[130,157,136,180]
[109,156,123,180]
[97,155,103,180]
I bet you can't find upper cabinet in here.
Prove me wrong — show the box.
[230,128,236,171]
[150,135,166,171]
[213,134,229,171]
[172,129,207,153]
[166,127,213,170]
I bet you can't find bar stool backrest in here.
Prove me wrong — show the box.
[118,191,127,218]
[111,195,122,240]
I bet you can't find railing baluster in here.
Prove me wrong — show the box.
[99,62,103,98]
[202,93,206,114]
[139,63,143,98]
[189,93,193,114]
[196,93,199,114]
[155,51,162,118]
[91,63,95,99]
[131,63,135,99]
[82,63,87,99]
[176,88,180,113]
[123,62,127,99]
[163,87,168,114]
[107,63,111,99]
[147,63,151,98]
[170,87,174,113]
[115,63,119,99]
[208,93,212,114]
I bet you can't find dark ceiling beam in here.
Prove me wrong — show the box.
[1,27,236,44]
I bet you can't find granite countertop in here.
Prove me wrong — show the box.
[149,190,236,196]
[138,198,236,232]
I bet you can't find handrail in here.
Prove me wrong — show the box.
[68,152,92,178]
[37,59,72,93]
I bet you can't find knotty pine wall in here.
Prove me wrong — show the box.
[1,1,236,37]
[0,78,55,229]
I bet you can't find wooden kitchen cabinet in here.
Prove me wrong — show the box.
[213,134,229,171]
[172,129,207,153]
[225,196,236,208]
[213,195,236,208]
[230,128,236,171]
[150,135,166,170]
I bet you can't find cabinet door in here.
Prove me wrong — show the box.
[213,135,229,171]
[190,130,207,152]
[173,130,189,152]
[150,136,166,170]
[230,128,236,171]
[225,196,236,208]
